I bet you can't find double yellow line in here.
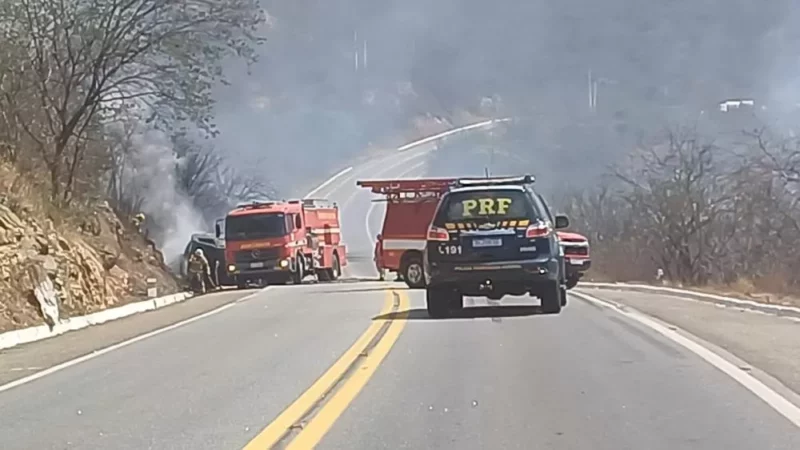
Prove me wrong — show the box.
[242,289,409,449]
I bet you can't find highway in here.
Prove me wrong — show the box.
[1,143,800,449]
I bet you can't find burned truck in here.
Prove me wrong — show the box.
[180,232,233,286]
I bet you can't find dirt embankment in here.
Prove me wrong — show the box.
[0,165,180,333]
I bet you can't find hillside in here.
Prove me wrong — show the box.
[0,164,180,332]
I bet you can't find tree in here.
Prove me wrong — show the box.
[1,0,267,203]
[557,123,800,293]
[613,128,732,284]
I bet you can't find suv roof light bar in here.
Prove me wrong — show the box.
[454,174,535,188]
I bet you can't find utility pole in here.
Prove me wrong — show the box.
[353,31,368,73]
[488,129,495,175]
[353,30,359,72]
[363,39,368,70]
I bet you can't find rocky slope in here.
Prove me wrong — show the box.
[0,165,180,333]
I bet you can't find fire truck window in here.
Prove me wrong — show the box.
[285,214,294,232]
[225,213,287,240]
[294,214,302,230]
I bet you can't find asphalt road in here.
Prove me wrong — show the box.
[1,144,800,449]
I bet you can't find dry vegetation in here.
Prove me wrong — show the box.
[560,126,800,300]
[0,0,269,330]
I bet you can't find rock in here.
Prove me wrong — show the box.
[25,264,60,328]
[99,247,119,271]
[0,229,13,245]
[79,214,101,236]
[57,236,71,251]
[40,255,58,276]
[17,237,39,262]
[0,204,24,230]
[34,233,49,254]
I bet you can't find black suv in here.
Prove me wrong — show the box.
[422,175,569,317]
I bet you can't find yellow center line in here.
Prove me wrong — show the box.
[286,290,410,449]
[241,289,403,450]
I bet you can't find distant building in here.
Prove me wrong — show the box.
[719,99,755,112]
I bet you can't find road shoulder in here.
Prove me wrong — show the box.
[580,288,800,399]
[0,289,258,386]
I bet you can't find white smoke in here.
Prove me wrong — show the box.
[122,129,207,263]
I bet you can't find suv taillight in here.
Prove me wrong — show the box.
[525,221,552,238]
[427,225,449,241]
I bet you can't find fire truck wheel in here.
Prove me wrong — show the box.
[292,254,305,284]
[317,253,340,282]
[330,253,341,280]
[236,277,247,290]
[402,254,426,289]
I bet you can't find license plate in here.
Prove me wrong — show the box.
[472,238,503,248]
[250,262,265,268]
[569,259,585,265]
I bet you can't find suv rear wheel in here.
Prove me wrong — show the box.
[426,287,463,318]
[539,281,563,314]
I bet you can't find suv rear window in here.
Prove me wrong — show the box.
[435,189,537,223]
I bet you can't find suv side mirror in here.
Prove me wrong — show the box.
[554,214,570,229]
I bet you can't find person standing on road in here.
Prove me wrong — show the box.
[374,234,386,281]
[188,249,216,291]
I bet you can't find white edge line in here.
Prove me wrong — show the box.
[0,289,266,393]
[582,282,800,315]
[312,118,506,205]
[304,166,354,199]
[396,118,511,152]
[571,290,800,428]
[0,292,190,351]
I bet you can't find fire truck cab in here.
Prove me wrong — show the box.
[357,178,457,289]
[216,199,347,288]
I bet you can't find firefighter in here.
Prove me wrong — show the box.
[132,213,146,233]
[187,248,215,292]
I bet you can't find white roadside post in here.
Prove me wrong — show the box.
[146,278,158,298]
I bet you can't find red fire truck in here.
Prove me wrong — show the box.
[215,198,347,288]
[357,178,457,289]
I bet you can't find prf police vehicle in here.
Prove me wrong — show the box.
[423,175,570,317]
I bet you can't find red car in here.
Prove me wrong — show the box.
[557,231,591,289]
